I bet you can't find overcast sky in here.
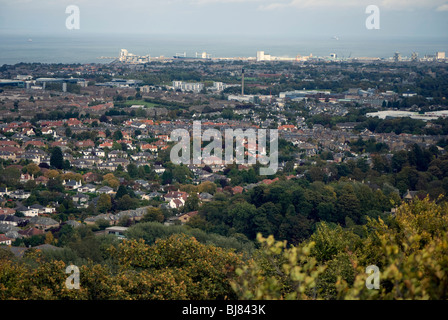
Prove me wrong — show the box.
[1,0,447,38]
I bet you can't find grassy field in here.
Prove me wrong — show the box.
[123,100,159,108]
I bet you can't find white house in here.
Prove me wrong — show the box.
[154,165,166,174]
[0,234,12,245]
[169,198,185,209]
[63,180,82,190]
[0,187,10,197]
[17,206,39,217]
[78,184,96,193]
[10,190,31,199]
[96,186,114,195]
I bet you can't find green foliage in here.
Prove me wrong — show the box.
[141,207,165,223]
[50,147,64,169]
[231,234,326,300]
[110,234,243,299]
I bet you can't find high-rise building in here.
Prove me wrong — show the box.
[119,49,128,62]
[394,52,401,62]
[411,52,418,62]
[172,81,204,93]
[241,68,245,96]
[436,52,446,60]
[256,51,271,62]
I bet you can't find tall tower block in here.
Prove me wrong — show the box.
[241,68,245,96]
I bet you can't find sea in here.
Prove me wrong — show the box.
[0,33,447,65]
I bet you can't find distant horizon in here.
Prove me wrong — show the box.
[1,32,447,65]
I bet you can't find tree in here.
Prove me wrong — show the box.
[44,232,56,245]
[126,163,138,178]
[26,163,40,176]
[113,130,123,141]
[172,165,192,184]
[115,185,128,199]
[335,185,362,224]
[110,234,242,299]
[228,202,258,239]
[97,194,112,213]
[231,234,326,300]
[337,197,448,300]
[118,215,133,227]
[142,207,165,223]
[47,178,64,192]
[183,193,200,213]
[103,173,119,189]
[50,147,64,169]
[278,204,312,244]
[198,181,217,194]
[116,194,138,211]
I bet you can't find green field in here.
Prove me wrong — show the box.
[123,100,159,108]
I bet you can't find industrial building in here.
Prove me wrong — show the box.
[0,80,25,88]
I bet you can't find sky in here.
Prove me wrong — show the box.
[0,0,447,39]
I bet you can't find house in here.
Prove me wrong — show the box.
[41,127,54,135]
[93,149,106,157]
[28,216,59,230]
[199,192,213,202]
[232,186,244,194]
[44,206,56,214]
[105,226,128,239]
[29,204,46,215]
[0,215,25,226]
[9,190,31,199]
[0,208,15,216]
[18,227,45,238]
[0,187,10,197]
[108,150,125,158]
[169,198,185,209]
[65,220,83,228]
[403,190,419,201]
[16,205,39,217]
[278,124,296,131]
[99,141,113,149]
[178,211,198,224]
[165,211,198,225]
[96,186,114,195]
[75,140,95,148]
[164,190,188,202]
[83,172,101,183]
[148,191,163,199]
[4,246,28,258]
[63,180,82,190]
[0,150,17,161]
[78,184,96,193]
[153,165,166,174]
[72,193,89,205]
[35,176,49,185]
[140,144,158,152]
[135,179,150,188]
[0,234,12,245]
[155,134,170,142]
[84,213,115,226]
